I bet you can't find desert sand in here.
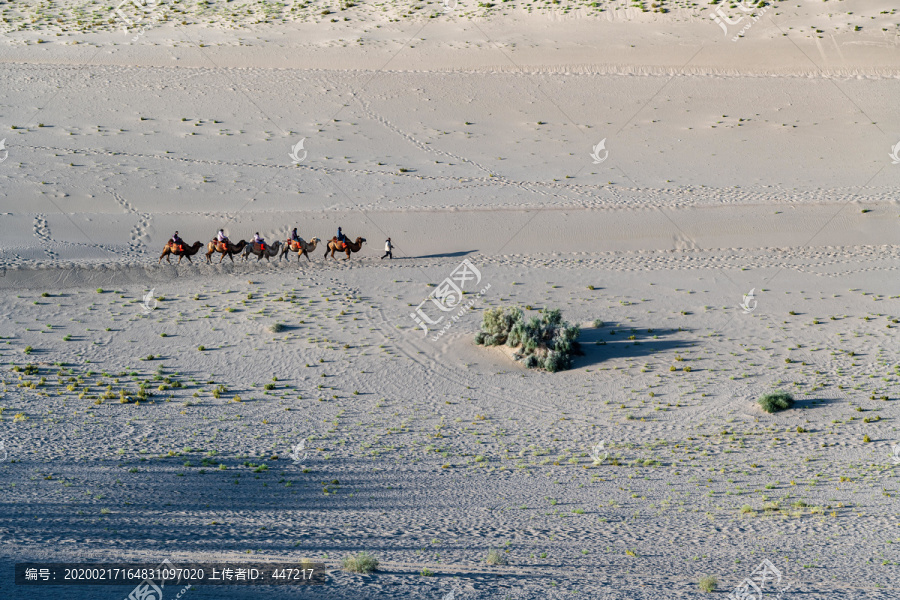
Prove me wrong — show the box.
[1,1,900,598]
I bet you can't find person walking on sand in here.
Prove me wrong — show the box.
[381,237,393,260]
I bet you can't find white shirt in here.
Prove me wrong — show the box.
[385,240,392,251]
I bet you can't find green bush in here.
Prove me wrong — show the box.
[698,575,718,593]
[475,306,581,372]
[477,306,523,346]
[758,391,794,413]
[342,551,379,573]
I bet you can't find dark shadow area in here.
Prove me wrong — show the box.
[395,250,478,260]
[791,396,843,410]
[572,322,695,367]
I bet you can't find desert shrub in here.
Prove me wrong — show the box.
[475,306,580,372]
[268,323,285,333]
[698,575,718,593]
[758,391,794,413]
[544,350,569,373]
[342,551,378,573]
[477,307,524,346]
[485,548,508,565]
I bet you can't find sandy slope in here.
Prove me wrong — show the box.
[1,1,900,599]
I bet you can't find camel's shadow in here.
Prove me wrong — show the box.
[396,250,478,260]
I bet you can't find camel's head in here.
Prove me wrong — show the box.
[358,237,367,244]
[310,237,320,243]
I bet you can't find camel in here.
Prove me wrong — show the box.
[280,237,320,262]
[205,239,248,264]
[325,236,366,260]
[159,240,203,264]
[242,240,282,262]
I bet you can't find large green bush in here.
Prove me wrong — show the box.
[475,307,581,372]
[757,391,794,413]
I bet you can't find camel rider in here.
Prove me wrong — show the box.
[171,231,184,250]
[336,227,347,248]
[253,232,265,247]
[216,229,229,249]
[290,228,301,247]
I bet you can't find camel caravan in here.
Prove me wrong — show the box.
[158,227,367,265]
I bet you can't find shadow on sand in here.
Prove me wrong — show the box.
[394,250,478,260]
[571,322,695,368]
